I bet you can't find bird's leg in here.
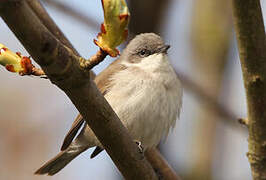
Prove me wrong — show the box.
[134,140,143,153]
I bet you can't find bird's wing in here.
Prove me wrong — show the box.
[90,146,104,159]
[60,58,126,151]
[61,114,84,150]
[94,58,126,95]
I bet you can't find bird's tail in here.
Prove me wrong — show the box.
[35,145,88,176]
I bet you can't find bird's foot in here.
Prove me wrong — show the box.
[134,140,143,154]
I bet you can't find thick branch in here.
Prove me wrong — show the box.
[26,0,79,55]
[42,0,99,30]
[232,0,266,179]
[0,1,157,179]
[26,0,95,79]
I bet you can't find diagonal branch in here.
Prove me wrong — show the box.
[232,0,266,179]
[26,0,79,55]
[0,1,157,179]
[175,70,241,129]
[145,148,182,180]
[42,0,99,30]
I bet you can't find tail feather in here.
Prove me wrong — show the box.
[35,146,88,176]
[90,146,104,159]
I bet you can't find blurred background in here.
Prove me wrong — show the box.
[0,0,265,179]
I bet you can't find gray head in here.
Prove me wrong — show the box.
[121,33,170,63]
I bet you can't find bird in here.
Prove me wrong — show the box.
[35,33,183,176]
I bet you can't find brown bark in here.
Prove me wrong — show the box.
[80,49,108,70]
[145,148,182,180]
[232,0,266,179]
[42,0,98,30]
[27,0,78,55]
[26,0,95,79]
[0,0,157,179]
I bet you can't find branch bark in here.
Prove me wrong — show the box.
[232,0,266,179]
[80,49,108,70]
[145,148,182,180]
[0,1,157,179]
[42,0,99,30]
[26,0,78,55]
[26,0,96,79]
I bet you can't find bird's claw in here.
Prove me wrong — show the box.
[134,140,143,154]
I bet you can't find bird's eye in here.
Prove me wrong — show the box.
[138,49,150,57]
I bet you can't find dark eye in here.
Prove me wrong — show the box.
[138,49,151,57]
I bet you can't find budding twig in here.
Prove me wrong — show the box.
[238,118,248,127]
[80,49,108,70]
[0,44,45,77]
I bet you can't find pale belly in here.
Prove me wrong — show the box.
[104,75,181,149]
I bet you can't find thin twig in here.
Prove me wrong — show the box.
[80,49,108,70]
[31,67,46,76]
[238,118,248,127]
[175,70,241,129]
[19,65,46,77]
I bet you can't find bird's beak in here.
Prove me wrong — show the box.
[159,45,170,53]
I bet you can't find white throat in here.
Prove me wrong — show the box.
[122,53,170,72]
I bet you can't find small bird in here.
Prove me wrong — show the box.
[35,33,183,175]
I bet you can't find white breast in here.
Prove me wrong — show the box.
[104,54,182,149]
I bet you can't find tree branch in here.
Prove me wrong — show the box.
[232,0,266,179]
[42,0,99,30]
[175,70,241,130]
[26,0,78,55]
[145,148,182,180]
[0,1,157,179]
[80,49,108,70]
[26,0,96,79]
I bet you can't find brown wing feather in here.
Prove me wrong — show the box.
[60,58,127,150]
[90,146,104,159]
[61,114,84,150]
[94,58,126,94]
